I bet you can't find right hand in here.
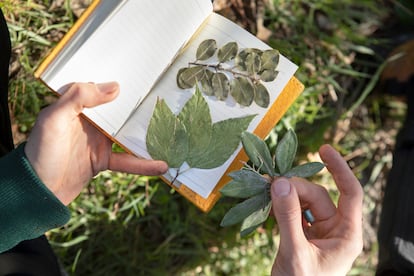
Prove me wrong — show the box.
[270,144,363,276]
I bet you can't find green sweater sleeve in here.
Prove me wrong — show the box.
[0,143,70,253]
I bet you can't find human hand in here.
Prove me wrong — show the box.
[270,144,363,276]
[25,82,168,205]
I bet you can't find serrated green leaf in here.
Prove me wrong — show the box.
[146,99,188,168]
[196,39,217,60]
[261,49,279,71]
[212,72,230,101]
[241,132,276,176]
[200,69,214,96]
[178,87,212,166]
[240,200,271,237]
[275,129,298,174]
[253,83,270,108]
[220,170,269,198]
[220,193,268,227]
[218,41,238,62]
[177,66,205,89]
[189,115,255,169]
[284,162,325,178]
[259,69,279,82]
[230,77,254,106]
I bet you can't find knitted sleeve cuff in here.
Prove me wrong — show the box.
[0,143,70,252]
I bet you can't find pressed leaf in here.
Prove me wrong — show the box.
[218,41,238,63]
[241,131,275,176]
[253,83,270,108]
[178,87,213,166]
[177,66,205,88]
[200,69,214,96]
[284,162,325,178]
[261,49,280,71]
[220,170,269,198]
[259,69,279,82]
[220,193,268,227]
[146,99,188,168]
[275,129,298,175]
[212,72,230,101]
[189,115,255,169]
[176,68,193,89]
[235,48,261,71]
[240,200,271,237]
[196,39,217,60]
[245,52,261,74]
[230,77,254,106]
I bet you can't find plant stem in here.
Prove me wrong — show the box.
[189,61,260,83]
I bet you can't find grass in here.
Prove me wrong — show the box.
[3,0,413,275]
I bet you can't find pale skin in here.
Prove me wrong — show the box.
[270,144,364,276]
[24,82,362,274]
[25,82,168,205]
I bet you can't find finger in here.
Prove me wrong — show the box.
[319,144,363,222]
[271,178,307,249]
[57,82,120,115]
[109,152,168,176]
[289,177,336,222]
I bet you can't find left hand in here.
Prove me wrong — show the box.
[25,82,168,205]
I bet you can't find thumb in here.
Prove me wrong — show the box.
[271,178,307,249]
[58,82,120,115]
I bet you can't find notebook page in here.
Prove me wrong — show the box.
[41,0,212,136]
[116,13,298,198]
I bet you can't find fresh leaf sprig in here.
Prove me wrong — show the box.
[220,129,325,237]
[146,87,255,182]
[177,39,280,108]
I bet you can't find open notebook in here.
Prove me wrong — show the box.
[35,0,303,212]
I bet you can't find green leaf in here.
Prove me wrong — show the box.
[178,87,213,166]
[212,72,230,101]
[230,77,254,106]
[275,129,298,175]
[176,68,193,89]
[253,83,270,108]
[284,162,325,178]
[177,66,205,89]
[220,193,268,227]
[200,69,214,96]
[220,170,269,198]
[146,99,188,168]
[189,115,255,169]
[241,131,276,176]
[259,69,279,82]
[218,41,238,62]
[196,39,217,60]
[260,49,279,71]
[245,52,261,74]
[235,48,261,71]
[240,200,271,237]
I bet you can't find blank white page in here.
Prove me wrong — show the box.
[41,0,212,136]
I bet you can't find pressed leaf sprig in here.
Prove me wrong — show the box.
[220,129,325,237]
[146,87,255,182]
[177,39,280,108]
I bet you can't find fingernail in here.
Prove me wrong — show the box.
[273,178,291,197]
[96,82,119,94]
